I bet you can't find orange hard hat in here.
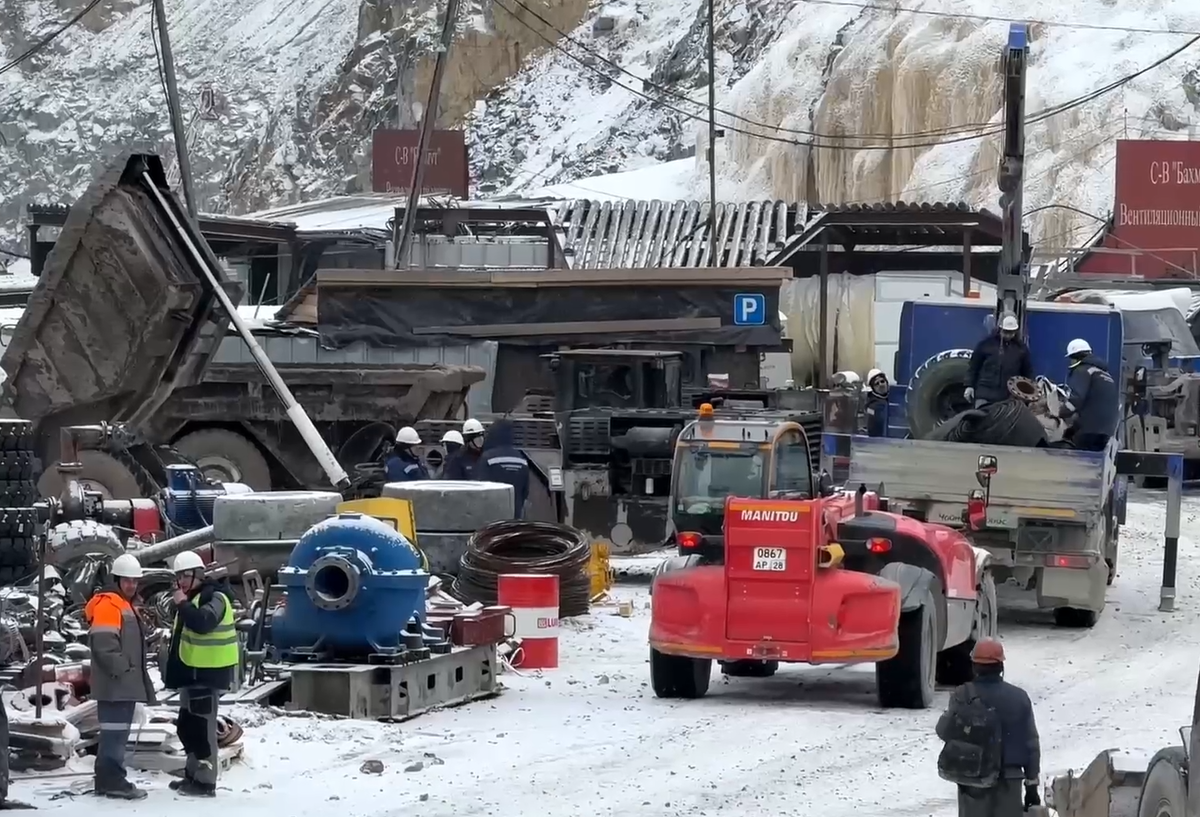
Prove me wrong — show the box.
[971,638,1005,664]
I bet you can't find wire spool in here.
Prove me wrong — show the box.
[452,520,591,618]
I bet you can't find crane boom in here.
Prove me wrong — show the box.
[996,23,1030,337]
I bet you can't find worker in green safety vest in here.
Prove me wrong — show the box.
[163,550,239,798]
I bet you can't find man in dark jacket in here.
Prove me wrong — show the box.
[863,369,890,437]
[936,638,1041,817]
[444,418,486,480]
[85,553,156,799]
[966,313,1034,406]
[1059,338,1119,452]
[476,419,530,518]
[164,551,239,797]
[385,426,428,482]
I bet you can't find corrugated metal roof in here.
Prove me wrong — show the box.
[551,199,805,269]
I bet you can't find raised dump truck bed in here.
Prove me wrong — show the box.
[847,435,1118,628]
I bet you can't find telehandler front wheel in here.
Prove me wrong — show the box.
[876,594,936,709]
[1139,747,1188,817]
[650,648,711,699]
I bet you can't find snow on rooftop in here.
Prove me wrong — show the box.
[530,158,698,201]
[245,195,412,233]
[0,258,36,292]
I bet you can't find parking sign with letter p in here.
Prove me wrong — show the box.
[734,293,766,326]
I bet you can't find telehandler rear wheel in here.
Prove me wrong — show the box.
[876,595,936,709]
[650,648,711,699]
[1139,747,1188,817]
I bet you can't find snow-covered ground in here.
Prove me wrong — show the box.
[12,491,1198,815]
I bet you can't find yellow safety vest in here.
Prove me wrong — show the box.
[178,592,239,669]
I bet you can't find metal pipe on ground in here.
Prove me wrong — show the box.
[133,525,216,566]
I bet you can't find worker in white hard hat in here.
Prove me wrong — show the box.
[441,429,464,456]
[863,369,890,437]
[966,312,1034,407]
[84,553,155,799]
[444,418,485,480]
[1056,338,1118,451]
[384,426,429,482]
[163,550,238,797]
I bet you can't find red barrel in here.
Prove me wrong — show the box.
[497,574,559,669]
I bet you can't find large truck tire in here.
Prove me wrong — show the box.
[38,448,151,500]
[650,647,711,699]
[1054,606,1100,628]
[0,421,39,585]
[1138,747,1188,817]
[876,593,936,709]
[382,481,515,532]
[173,428,273,491]
[906,349,974,439]
[212,491,343,542]
[46,519,125,566]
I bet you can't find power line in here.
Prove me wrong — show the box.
[495,0,1200,151]
[0,0,107,76]
[798,0,1200,37]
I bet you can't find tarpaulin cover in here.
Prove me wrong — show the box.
[316,286,785,348]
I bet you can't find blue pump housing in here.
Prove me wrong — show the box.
[162,464,237,531]
[271,513,429,659]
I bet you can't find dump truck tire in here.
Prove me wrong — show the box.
[212,491,343,542]
[38,449,149,500]
[1138,747,1188,817]
[0,421,34,455]
[720,660,778,678]
[382,481,515,532]
[46,519,125,566]
[876,592,936,709]
[650,647,711,699]
[173,429,272,491]
[906,349,974,438]
[1054,606,1100,628]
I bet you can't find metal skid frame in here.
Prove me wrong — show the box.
[1114,450,1184,612]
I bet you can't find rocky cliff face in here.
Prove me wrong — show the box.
[3,0,1200,250]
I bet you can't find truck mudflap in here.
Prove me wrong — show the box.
[0,153,240,425]
[1048,748,1154,817]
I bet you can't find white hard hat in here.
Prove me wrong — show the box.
[172,551,205,573]
[110,553,143,579]
[1066,338,1092,356]
[395,426,422,445]
[441,430,464,446]
[999,313,1019,332]
[867,368,885,383]
[462,418,484,436]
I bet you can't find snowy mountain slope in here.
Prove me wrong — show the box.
[477,0,1200,249]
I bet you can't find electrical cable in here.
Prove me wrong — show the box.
[0,0,107,76]
[495,0,1199,149]
[452,519,592,617]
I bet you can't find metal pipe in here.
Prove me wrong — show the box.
[1161,453,1183,612]
[153,0,197,219]
[133,525,216,566]
[706,0,717,266]
[32,530,47,720]
[138,173,350,489]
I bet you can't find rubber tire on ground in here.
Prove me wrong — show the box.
[936,571,998,687]
[876,594,937,709]
[650,647,711,699]
[46,519,125,567]
[173,429,273,491]
[382,481,516,532]
[1137,747,1188,817]
[906,349,975,439]
[720,660,779,678]
[212,491,343,542]
[37,449,147,500]
[1054,606,1100,628]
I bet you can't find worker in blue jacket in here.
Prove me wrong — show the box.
[476,419,529,518]
[863,369,890,437]
[1058,339,1119,452]
[385,426,429,482]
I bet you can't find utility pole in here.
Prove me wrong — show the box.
[393,0,461,269]
[706,0,718,266]
[153,0,198,218]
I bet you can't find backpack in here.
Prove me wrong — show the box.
[937,682,1003,788]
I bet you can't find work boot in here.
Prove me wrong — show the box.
[95,779,147,800]
[174,778,216,798]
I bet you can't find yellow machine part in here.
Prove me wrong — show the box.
[337,498,429,572]
[589,541,613,599]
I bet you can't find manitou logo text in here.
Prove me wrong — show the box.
[739,509,799,522]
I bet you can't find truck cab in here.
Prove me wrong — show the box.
[667,411,824,562]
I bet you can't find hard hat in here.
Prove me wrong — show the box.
[110,553,144,579]
[441,430,464,446]
[462,418,484,436]
[867,368,885,383]
[395,426,422,445]
[172,551,205,573]
[971,638,1005,664]
[999,313,1019,332]
[1066,338,1092,357]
